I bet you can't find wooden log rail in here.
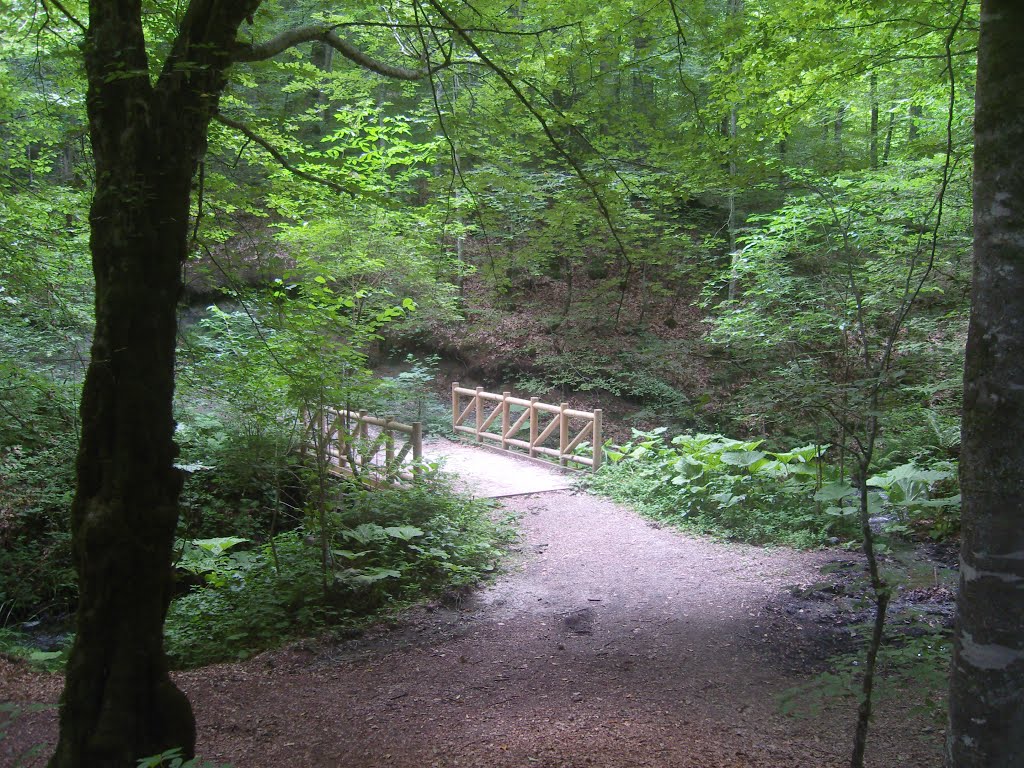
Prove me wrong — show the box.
[451,383,603,471]
[310,407,423,485]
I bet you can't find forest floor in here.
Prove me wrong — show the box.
[1,447,950,768]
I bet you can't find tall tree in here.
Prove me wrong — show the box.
[48,3,430,766]
[946,0,1024,765]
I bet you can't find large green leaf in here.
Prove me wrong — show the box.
[720,450,767,467]
[192,537,249,556]
[813,482,858,502]
[384,525,425,541]
[341,523,387,545]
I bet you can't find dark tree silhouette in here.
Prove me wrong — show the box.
[50,3,427,765]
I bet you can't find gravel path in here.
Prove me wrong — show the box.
[2,484,944,767]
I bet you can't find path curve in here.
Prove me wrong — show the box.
[3,457,943,767]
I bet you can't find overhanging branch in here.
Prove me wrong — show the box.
[421,0,635,325]
[213,113,390,205]
[40,0,86,34]
[233,24,429,80]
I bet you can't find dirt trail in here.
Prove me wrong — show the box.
[3,481,944,767]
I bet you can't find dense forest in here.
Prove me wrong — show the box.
[0,1,1020,767]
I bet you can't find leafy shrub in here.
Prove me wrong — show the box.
[813,460,960,541]
[165,531,325,667]
[373,353,451,435]
[165,478,510,667]
[517,348,690,414]
[0,626,71,671]
[0,357,81,623]
[175,411,302,540]
[589,428,854,547]
[867,461,960,539]
[780,631,952,722]
[0,441,78,622]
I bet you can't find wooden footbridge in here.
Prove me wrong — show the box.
[308,385,603,498]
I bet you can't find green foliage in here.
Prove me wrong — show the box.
[780,631,952,723]
[809,459,961,542]
[165,531,323,667]
[0,0,980,700]
[165,478,510,667]
[0,627,71,672]
[373,354,450,435]
[590,428,851,547]
[515,348,690,415]
[0,438,78,623]
[0,16,91,626]
[137,747,230,768]
[174,410,300,540]
[176,537,254,588]
[706,164,969,432]
[867,461,961,539]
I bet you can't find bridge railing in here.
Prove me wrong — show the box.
[307,407,423,486]
[451,383,602,471]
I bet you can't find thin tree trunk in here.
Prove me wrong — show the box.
[947,1,1024,765]
[869,73,879,169]
[908,103,922,142]
[850,456,890,768]
[561,253,573,322]
[881,111,895,165]
[725,0,743,301]
[834,104,845,156]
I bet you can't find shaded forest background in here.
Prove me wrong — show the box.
[0,0,986,764]
[1,0,974,659]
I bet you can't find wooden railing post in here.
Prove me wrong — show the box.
[559,402,569,467]
[384,417,395,468]
[451,381,459,433]
[412,421,423,480]
[528,397,539,457]
[475,386,484,443]
[592,408,603,471]
[502,392,511,451]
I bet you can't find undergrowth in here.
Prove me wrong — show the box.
[0,627,71,671]
[165,477,512,668]
[587,429,853,548]
[588,429,959,548]
[779,630,952,723]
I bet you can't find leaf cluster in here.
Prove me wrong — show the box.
[164,478,510,667]
[591,427,849,547]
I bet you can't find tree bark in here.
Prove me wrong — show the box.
[946,1,1024,765]
[50,3,259,766]
[908,103,922,142]
[869,73,878,169]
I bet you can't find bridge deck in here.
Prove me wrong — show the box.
[421,437,576,498]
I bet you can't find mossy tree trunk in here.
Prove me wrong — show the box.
[50,2,259,766]
[946,1,1024,765]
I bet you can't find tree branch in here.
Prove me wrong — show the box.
[40,0,86,34]
[420,0,634,267]
[214,113,356,197]
[330,20,582,37]
[233,24,430,80]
